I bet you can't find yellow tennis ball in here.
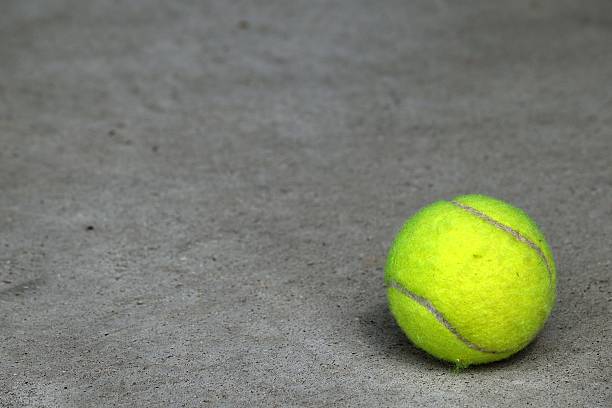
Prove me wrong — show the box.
[385,194,556,366]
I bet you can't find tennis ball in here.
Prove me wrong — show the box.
[385,194,556,366]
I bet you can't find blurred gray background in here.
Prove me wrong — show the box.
[1,0,611,406]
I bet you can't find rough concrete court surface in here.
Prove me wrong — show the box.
[1,0,611,406]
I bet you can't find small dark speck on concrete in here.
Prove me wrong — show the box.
[238,20,250,30]
[86,225,94,231]
[108,129,116,136]
[152,145,159,153]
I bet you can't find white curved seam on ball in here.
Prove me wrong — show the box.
[387,280,515,354]
[450,200,553,286]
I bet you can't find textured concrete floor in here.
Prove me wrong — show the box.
[1,0,611,406]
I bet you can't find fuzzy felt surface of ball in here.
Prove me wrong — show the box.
[385,194,556,366]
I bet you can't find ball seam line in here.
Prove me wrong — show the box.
[450,200,553,287]
[387,280,515,354]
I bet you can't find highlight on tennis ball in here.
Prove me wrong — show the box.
[385,194,556,367]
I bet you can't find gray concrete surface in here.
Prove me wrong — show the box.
[1,0,611,406]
